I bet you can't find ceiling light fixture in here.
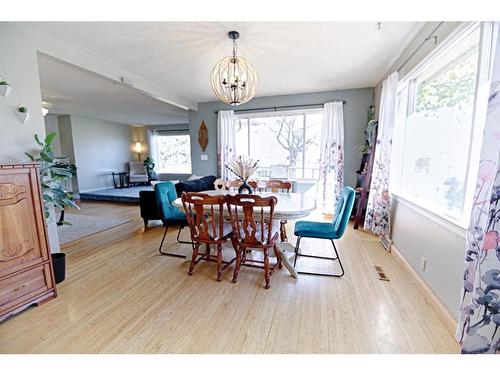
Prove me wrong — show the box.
[210,31,257,106]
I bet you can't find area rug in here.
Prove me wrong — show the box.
[57,213,131,244]
[79,185,153,203]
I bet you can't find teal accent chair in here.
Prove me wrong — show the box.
[155,182,190,258]
[293,186,356,277]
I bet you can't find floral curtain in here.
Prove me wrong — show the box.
[364,71,399,236]
[217,110,236,180]
[318,102,344,215]
[457,23,500,354]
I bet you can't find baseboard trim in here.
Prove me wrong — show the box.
[390,244,458,339]
[79,185,115,193]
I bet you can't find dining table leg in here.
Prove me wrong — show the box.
[272,243,298,279]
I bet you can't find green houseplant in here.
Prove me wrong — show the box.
[144,156,157,180]
[17,105,28,113]
[25,132,79,222]
[0,79,12,97]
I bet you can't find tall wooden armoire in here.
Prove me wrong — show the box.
[0,162,57,322]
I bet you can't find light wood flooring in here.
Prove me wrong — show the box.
[0,201,459,353]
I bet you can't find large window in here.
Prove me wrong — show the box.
[391,24,487,225]
[155,132,192,174]
[235,110,323,179]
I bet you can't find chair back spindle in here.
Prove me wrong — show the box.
[181,192,226,242]
[226,194,277,246]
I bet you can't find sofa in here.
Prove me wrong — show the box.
[139,175,217,227]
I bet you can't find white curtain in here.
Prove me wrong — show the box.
[147,129,158,162]
[456,22,500,354]
[217,110,236,180]
[318,102,344,215]
[364,71,398,236]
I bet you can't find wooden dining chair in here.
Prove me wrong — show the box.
[225,180,243,190]
[226,194,283,289]
[265,179,292,193]
[181,192,236,281]
[217,179,257,193]
[261,179,292,242]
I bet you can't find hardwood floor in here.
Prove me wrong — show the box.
[0,201,459,353]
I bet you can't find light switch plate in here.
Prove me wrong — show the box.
[201,154,208,160]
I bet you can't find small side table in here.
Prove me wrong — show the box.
[112,171,130,189]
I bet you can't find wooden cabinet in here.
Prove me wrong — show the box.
[0,162,56,322]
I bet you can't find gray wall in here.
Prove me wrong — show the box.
[391,199,466,317]
[188,88,374,188]
[69,115,133,192]
[376,22,466,319]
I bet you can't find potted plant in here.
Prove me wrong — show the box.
[26,132,79,283]
[0,79,12,97]
[16,104,29,124]
[144,156,157,181]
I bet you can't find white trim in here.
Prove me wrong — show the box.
[398,22,480,87]
[234,107,323,120]
[79,185,116,193]
[391,193,466,239]
[390,22,496,231]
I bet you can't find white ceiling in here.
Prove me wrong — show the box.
[38,54,189,125]
[28,22,424,106]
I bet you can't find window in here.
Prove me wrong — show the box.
[235,110,323,180]
[391,23,489,225]
[155,132,192,174]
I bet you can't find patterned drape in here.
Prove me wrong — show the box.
[364,71,399,236]
[217,110,236,180]
[318,102,344,215]
[457,24,500,354]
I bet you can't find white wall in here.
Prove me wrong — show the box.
[43,114,61,155]
[0,23,60,252]
[375,22,466,319]
[70,115,132,192]
[0,24,47,162]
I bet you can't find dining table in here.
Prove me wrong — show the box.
[172,190,317,278]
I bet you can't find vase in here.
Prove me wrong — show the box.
[238,180,253,194]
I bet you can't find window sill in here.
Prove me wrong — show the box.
[390,193,467,239]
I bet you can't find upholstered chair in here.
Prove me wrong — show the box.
[293,186,355,277]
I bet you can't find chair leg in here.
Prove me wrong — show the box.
[280,220,288,242]
[293,237,345,277]
[216,244,223,282]
[232,247,242,283]
[274,244,283,269]
[159,225,187,258]
[263,248,270,289]
[293,236,302,267]
[188,244,200,275]
[176,226,193,245]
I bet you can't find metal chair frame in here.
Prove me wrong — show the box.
[292,236,345,277]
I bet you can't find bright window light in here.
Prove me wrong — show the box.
[155,133,192,174]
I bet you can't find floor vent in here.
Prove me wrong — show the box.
[375,266,390,281]
[380,235,392,252]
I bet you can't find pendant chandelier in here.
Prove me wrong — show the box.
[210,31,257,106]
